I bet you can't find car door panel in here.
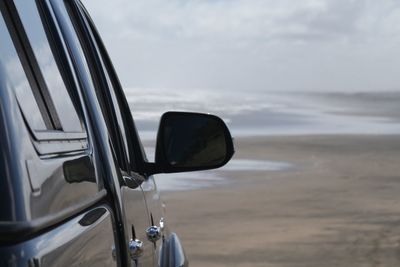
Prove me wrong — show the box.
[121,184,154,266]
[75,8,168,264]
[27,154,100,220]
[0,206,117,267]
[140,176,166,234]
[53,1,156,265]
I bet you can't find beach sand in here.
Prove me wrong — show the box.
[160,135,400,267]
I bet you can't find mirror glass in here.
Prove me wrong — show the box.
[161,113,229,168]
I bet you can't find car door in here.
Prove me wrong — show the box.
[49,0,156,266]
[73,1,169,264]
[77,23,158,267]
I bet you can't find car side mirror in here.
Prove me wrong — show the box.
[147,112,234,175]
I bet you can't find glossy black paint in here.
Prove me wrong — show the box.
[0,0,106,243]
[0,0,234,266]
[0,206,117,267]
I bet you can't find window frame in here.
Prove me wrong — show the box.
[0,0,88,155]
[81,1,149,171]
[69,0,148,173]
[64,0,131,171]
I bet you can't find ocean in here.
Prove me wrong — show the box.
[125,89,400,190]
[126,89,400,139]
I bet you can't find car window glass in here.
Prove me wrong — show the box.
[80,8,142,170]
[0,13,47,131]
[90,32,141,170]
[14,0,82,132]
[60,0,129,170]
[88,42,131,170]
[105,63,130,161]
[88,34,131,166]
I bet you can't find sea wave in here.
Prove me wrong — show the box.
[124,88,400,138]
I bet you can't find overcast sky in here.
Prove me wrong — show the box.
[83,0,400,93]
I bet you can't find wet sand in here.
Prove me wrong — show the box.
[160,135,400,267]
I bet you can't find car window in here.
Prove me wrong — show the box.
[85,30,134,171]
[62,0,131,171]
[82,1,154,169]
[81,27,131,165]
[13,0,83,133]
[102,59,131,164]
[0,0,101,223]
[83,19,132,168]
[0,0,88,155]
[0,12,48,131]
[81,9,149,172]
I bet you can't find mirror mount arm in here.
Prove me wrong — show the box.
[142,162,160,176]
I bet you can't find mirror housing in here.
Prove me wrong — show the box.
[146,112,234,175]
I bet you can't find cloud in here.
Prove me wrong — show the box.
[86,0,400,43]
[83,0,400,92]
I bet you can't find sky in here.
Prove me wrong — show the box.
[82,0,400,93]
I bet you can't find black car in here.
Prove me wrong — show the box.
[0,0,234,266]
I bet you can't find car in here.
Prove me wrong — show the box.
[0,0,234,266]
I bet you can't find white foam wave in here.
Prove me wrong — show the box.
[125,87,282,121]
